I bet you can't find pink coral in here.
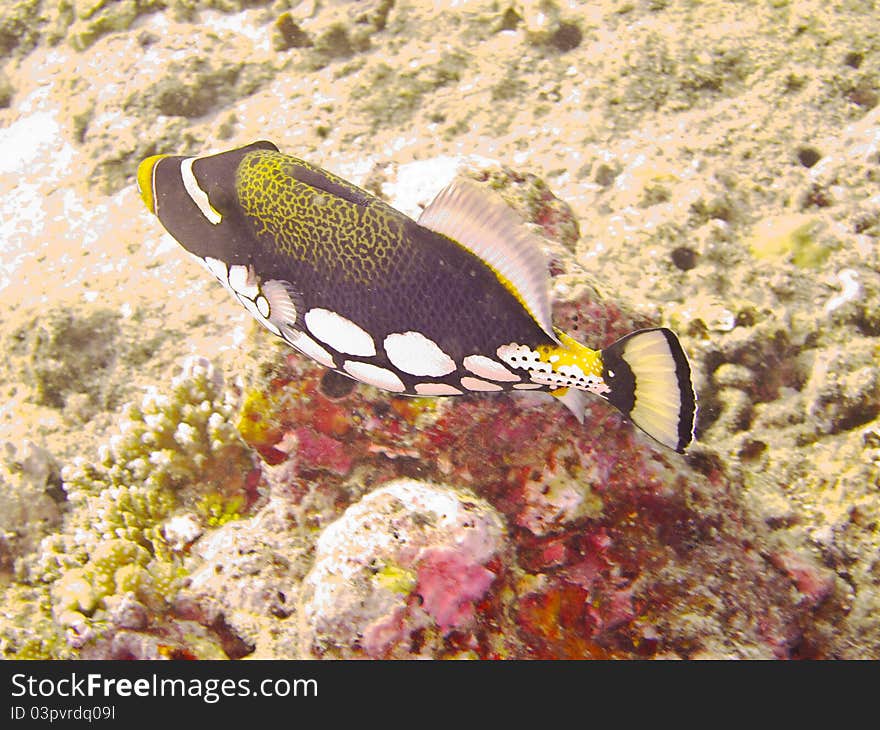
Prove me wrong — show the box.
[769,551,836,608]
[415,547,497,633]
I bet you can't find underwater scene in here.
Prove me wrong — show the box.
[0,0,878,660]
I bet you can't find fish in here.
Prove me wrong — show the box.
[137,140,697,452]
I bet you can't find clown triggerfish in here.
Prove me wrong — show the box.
[137,141,697,452]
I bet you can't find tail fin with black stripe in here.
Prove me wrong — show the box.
[601,328,696,453]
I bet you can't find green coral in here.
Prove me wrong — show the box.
[0,357,253,658]
[51,540,185,629]
[0,584,70,660]
[373,562,417,595]
[198,493,246,528]
[747,214,832,269]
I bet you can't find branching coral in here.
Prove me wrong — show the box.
[0,357,254,657]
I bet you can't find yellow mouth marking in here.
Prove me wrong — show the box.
[137,154,168,214]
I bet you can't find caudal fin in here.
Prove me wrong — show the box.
[601,328,696,453]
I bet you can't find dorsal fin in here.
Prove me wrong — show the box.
[417,179,555,339]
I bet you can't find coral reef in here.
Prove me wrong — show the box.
[175,494,312,659]
[0,357,254,658]
[0,441,63,575]
[299,479,510,658]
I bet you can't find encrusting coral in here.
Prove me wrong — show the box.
[299,478,511,659]
[0,441,63,575]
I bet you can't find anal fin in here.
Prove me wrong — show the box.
[552,387,588,424]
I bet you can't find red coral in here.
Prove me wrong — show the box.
[310,399,352,438]
[539,538,568,569]
[228,281,824,659]
[516,580,612,659]
[597,585,636,632]
[293,427,353,476]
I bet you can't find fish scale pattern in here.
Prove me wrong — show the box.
[236,150,402,285]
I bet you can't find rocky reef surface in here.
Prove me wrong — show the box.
[0,0,877,658]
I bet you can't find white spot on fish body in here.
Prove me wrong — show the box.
[460,376,503,392]
[513,383,544,390]
[281,327,335,369]
[462,354,520,382]
[497,343,543,371]
[558,363,586,381]
[228,264,259,300]
[240,296,279,334]
[305,308,376,357]
[203,256,228,282]
[414,382,463,396]
[343,360,406,392]
[256,295,270,318]
[383,331,456,377]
